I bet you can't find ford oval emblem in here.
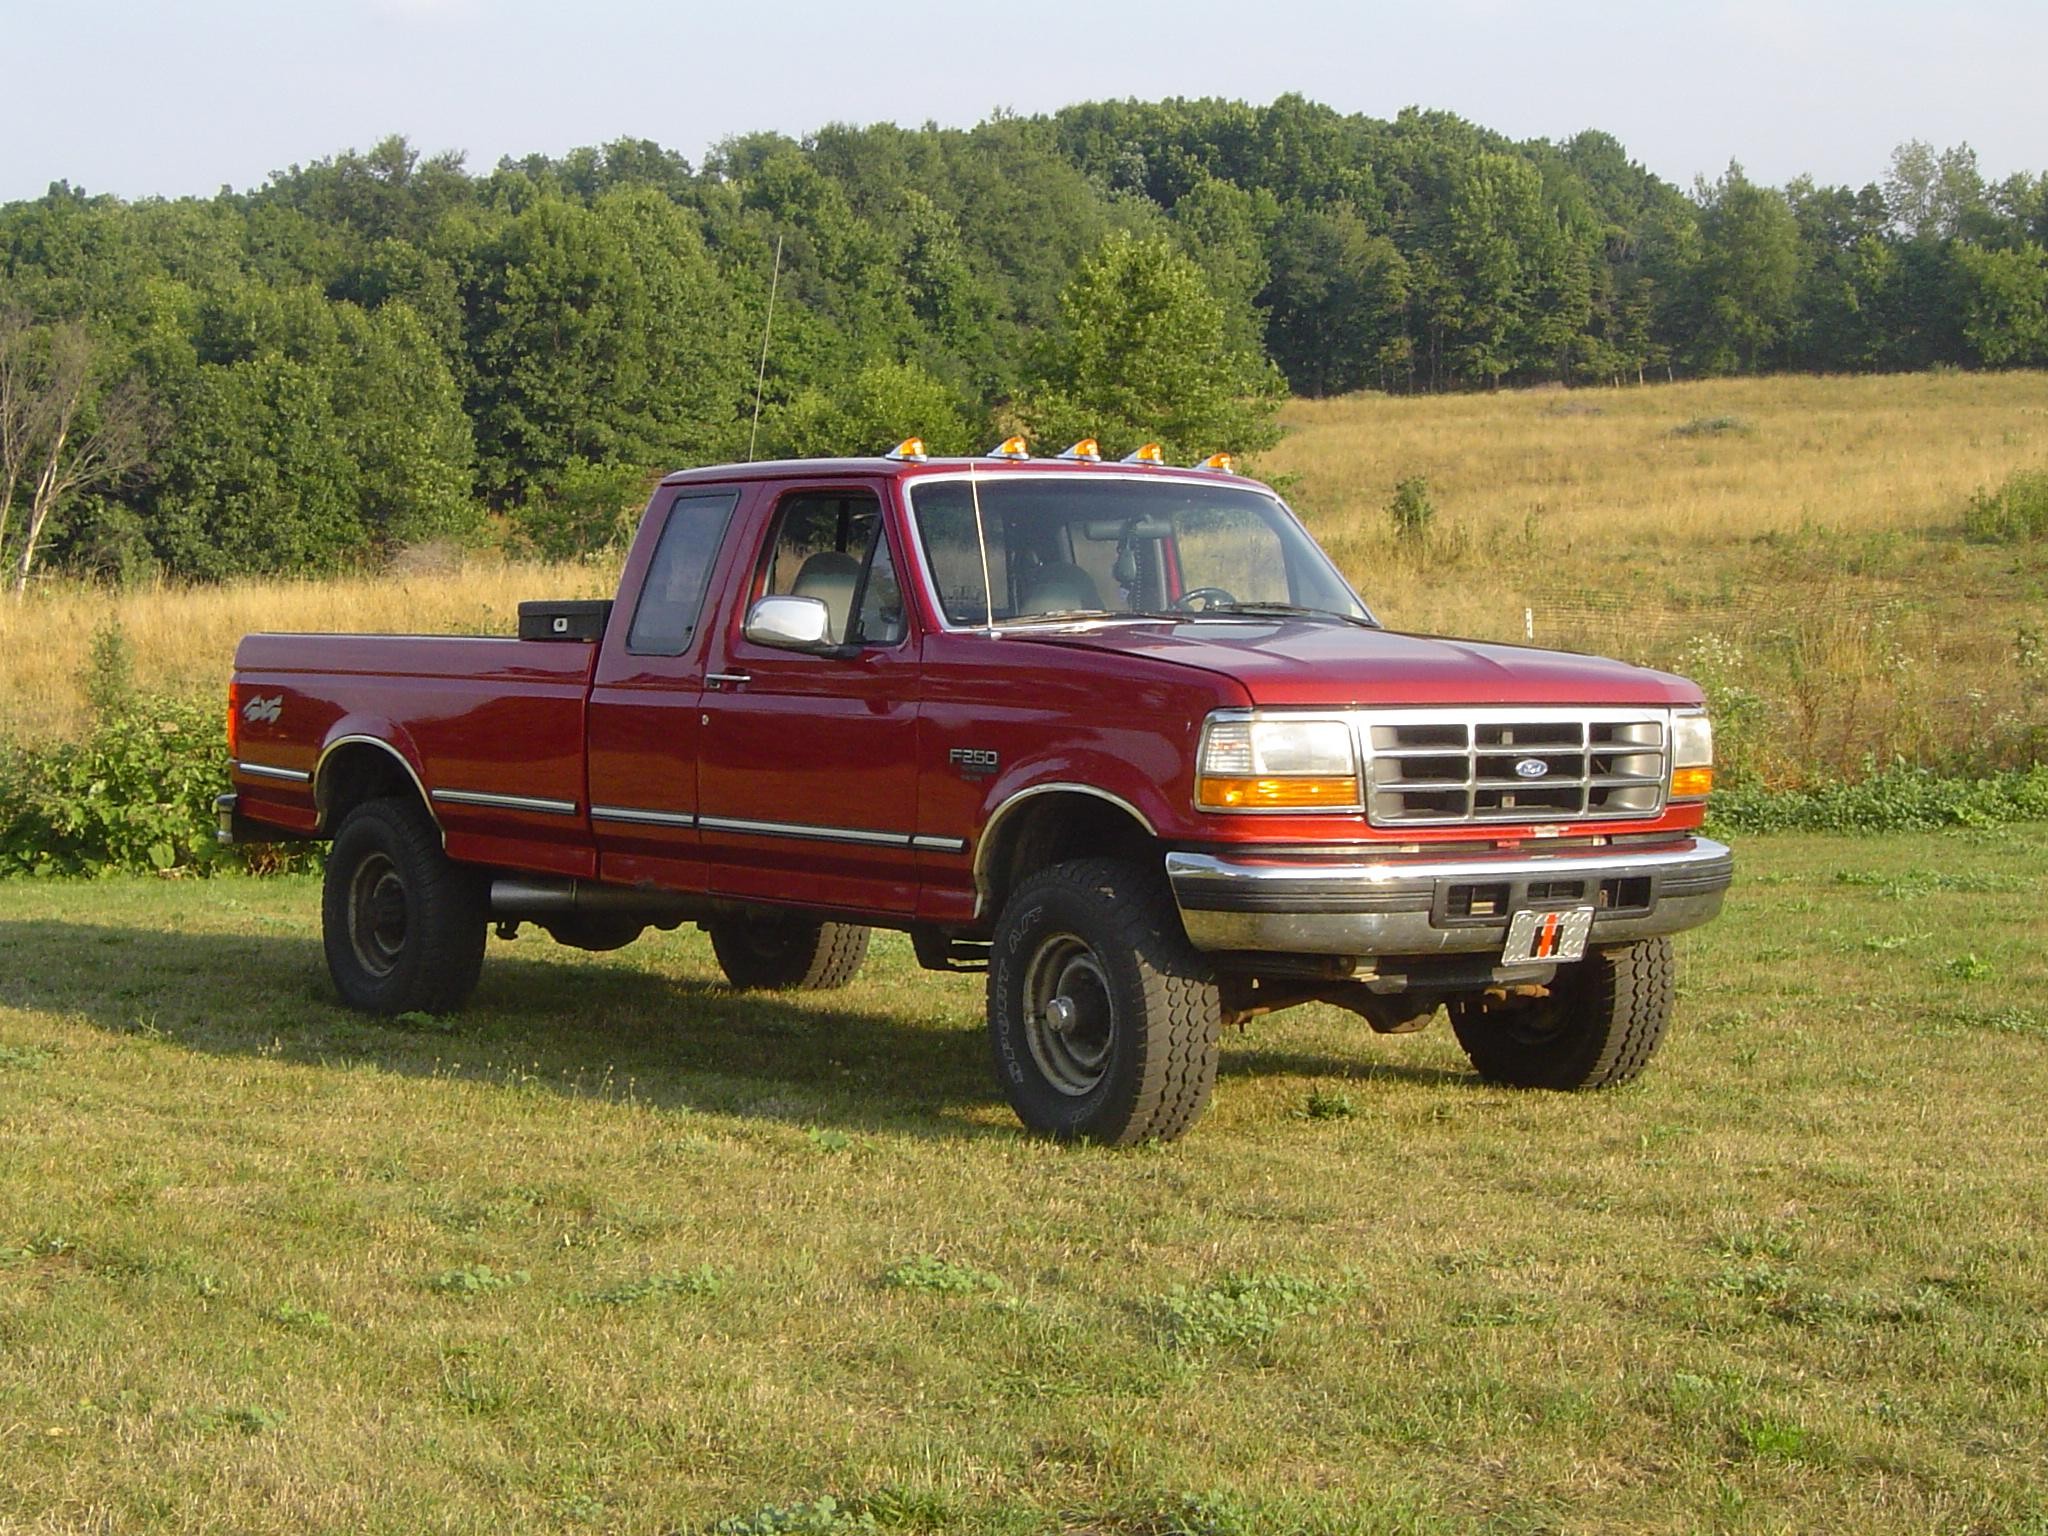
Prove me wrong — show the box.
[1514,757,1550,779]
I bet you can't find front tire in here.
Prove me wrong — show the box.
[707,915,870,990]
[988,859,1222,1144]
[1447,937,1675,1089]
[322,797,487,1016]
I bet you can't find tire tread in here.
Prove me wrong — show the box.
[1449,937,1674,1091]
[709,917,870,991]
[321,796,487,1016]
[989,858,1221,1144]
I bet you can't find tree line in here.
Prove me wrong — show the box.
[1,96,2043,585]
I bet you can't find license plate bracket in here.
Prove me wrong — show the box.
[1502,906,1595,964]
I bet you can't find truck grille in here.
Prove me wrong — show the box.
[1360,709,1669,827]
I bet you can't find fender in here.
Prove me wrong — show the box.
[970,759,1179,919]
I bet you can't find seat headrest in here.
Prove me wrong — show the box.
[1017,562,1103,615]
[790,550,863,642]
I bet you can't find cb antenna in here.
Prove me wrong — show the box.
[746,233,783,462]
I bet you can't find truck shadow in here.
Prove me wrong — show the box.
[0,917,1468,1135]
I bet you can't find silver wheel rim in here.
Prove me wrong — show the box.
[347,852,409,978]
[1022,933,1115,1096]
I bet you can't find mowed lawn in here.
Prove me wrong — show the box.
[2,828,2045,1534]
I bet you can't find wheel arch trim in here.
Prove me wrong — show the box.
[972,783,1160,919]
[314,734,443,841]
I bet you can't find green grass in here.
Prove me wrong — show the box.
[2,829,2046,1533]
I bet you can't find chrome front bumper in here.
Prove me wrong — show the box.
[1166,837,1733,957]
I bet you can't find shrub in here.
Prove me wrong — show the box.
[1706,763,2048,835]
[1962,468,2048,544]
[0,693,234,876]
[1672,414,1754,437]
[1386,475,1436,545]
[0,620,315,877]
[83,618,136,721]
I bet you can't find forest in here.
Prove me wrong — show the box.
[1,95,2043,585]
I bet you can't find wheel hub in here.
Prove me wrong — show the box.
[348,853,410,978]
[1023,934,1115,1096]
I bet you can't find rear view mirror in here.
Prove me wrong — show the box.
[743,595,835,652]
[1082,516,1173,541]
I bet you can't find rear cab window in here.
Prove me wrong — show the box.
[627,489,741,655]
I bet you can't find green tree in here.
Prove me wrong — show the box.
[459,190,747,502]
[1021,231,1284,460]
[1688,163,1801,372]
[335,300,478,547]
[152,353,361,578]
[1262,204,1408,394]
[766,359,974,459]
[1168,176,1276,357]
[1956,243,2048,365]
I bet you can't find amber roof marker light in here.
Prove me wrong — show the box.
[988,435,1031,460]
[1194,452,1238,474]
[1121,443,1165,465]
[884,437,929,462]
[1057,439,1103,462]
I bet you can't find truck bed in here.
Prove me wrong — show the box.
[231,633,600,877]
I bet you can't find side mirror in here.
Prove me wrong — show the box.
[743,594,835,652]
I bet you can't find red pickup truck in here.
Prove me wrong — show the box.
[222,442,1729,1143]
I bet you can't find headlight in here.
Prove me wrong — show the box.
[1670,710,1714,801]
[1196,713,1361,811]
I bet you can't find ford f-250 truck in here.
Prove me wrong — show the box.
[221,438,1730,1143]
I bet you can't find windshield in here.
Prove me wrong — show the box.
[906,476,1372,628]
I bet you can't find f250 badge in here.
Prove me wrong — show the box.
[949,747,999,778]
[242,694,284,724]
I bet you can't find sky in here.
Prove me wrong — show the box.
[3,0,2043,204]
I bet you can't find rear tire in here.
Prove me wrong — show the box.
[322,797,487,1016]
[1447,937,1674,1089]
[708,915,870,990]
[988,858,1222,1144]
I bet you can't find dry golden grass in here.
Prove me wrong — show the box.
[1270,369,2047,549]
[0,554,613,742]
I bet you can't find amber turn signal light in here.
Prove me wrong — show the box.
[1670,766,1714,799]
[1197,776,1359,810]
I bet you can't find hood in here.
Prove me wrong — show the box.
[1007,620,1701,709]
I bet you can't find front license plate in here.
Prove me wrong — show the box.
[1503,906,1595,964]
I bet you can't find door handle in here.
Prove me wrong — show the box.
[705,671,752,690]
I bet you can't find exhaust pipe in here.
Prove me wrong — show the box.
[489,878,695,921]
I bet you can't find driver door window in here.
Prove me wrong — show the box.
[758,490,903,646]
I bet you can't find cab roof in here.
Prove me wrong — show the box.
[658,456,1262,489]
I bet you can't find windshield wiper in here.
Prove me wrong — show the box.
[1186,602,1379,629]
[994,609,1125,626]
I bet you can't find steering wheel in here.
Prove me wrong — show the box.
[1169,586,1238,613]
